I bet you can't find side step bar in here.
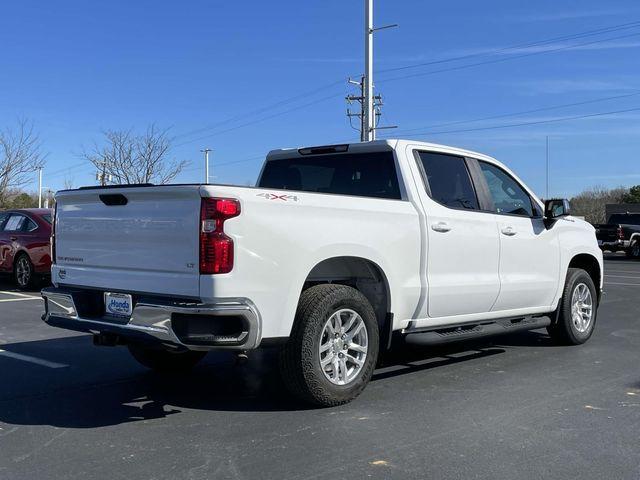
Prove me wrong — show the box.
[403,315,551,347]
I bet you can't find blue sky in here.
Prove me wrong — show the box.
[1,0,640,197]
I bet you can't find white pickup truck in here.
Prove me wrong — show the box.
[42,140,603,406]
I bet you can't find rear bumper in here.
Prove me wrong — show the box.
[598,239,628,250]
[41,287,262,351]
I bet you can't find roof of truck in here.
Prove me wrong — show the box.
[266,139,498,164]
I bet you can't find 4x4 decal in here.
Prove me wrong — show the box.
[256,193,299,202]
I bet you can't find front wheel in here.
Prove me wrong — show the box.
[547,268,598,345]
[127,344,207,373]
[279,284,379,407]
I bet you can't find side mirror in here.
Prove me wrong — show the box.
[544,198,571,219]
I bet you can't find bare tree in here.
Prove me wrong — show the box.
[0,119,45,207]
[570,186,627,223]
[63,177,74,190]
[83,125,188,185]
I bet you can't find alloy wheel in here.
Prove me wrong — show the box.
[16,256,32,287]
[571,283,593,333]
[318,308,369,386]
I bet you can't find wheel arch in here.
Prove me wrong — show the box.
[12,249,31,268]
[568,253,601,302]
[300,256,392,346]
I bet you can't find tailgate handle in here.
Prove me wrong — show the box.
[99,194,128,206]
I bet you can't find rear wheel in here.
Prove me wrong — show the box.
[127,344,207,373]
[279,284,379,407]
[548,268,597,345]
[13,253,34,289]
[628,240,640,259]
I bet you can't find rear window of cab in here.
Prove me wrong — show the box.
[258,151,401,200]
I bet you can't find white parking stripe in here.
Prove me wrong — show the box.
[0,349,68,368]
[0,297,41,303]
[605,274,640,279]
[0,291,39,299]
[605,282,640,286]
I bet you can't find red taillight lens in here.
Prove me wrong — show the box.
[617,226,624,240]
[200,198,240,274]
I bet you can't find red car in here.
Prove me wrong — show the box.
[0,208,53,288]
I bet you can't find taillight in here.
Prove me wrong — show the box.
[617,226,624,240]
[199,198,240,274]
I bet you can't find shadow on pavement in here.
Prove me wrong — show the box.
[0,328,557,428]
[0,276,49,295]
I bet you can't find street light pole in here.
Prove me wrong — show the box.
[37,167,43,208]
[546,136,550,199]
[201,148,212,184]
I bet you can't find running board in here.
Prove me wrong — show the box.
[403,315,551,347]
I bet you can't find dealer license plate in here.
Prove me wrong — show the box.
[104,292,133,318]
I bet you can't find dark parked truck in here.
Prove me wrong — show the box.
[594,213,640,258]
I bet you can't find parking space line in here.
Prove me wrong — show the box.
[605,281,640,286]
[0,349,68,369]
[0,291,40,299]
[604,274,640,279]
[0,297,41,303]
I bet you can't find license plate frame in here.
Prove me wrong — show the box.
[104,292,133,318]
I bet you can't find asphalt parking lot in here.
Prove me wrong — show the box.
[1,255,639,479]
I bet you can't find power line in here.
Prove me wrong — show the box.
[46,161,88,179]
[376,20,640,75]
[39,20,640,181]
[174,92,343,147]
[173,80,344,142]
[176,20,640,144]
[390,90,640,135]
[382,106,640,137]
[378,31,640,84]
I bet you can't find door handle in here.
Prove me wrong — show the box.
[10,236,17,241]
[501,226,517,236]
[431,222,451,233]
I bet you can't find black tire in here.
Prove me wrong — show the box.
[628,240,640,259]
[13,253,34,290]
[547,268,598,345]
[127,344,207,373]
[279,284,379,407]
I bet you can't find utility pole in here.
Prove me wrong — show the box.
[364,0,375,141]
[201,148,212,184]
[546,136,550,199]
[347,77,383,142]
[347,76,366,142]
[37,167,43,208]
[347,0,397,142]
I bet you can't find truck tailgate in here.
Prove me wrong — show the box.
[54,185,202,298]
[593,224,619,242]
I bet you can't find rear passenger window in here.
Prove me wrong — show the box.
[22,218,38,232]
[3,214,26,232]
[416,152,479,210]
